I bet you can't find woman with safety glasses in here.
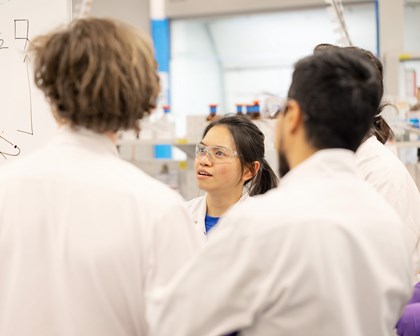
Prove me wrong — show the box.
[187,114,278,240]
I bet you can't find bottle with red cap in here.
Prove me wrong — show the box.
[250,100,261,120]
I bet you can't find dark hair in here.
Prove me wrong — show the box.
[202,115,278,196]
[30,18,160,134]
[288,48,382,151]
[314,43,393,144]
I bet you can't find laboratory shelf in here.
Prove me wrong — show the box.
[399,52,420,61]
[394,141,420,148]
[399,124,420,136]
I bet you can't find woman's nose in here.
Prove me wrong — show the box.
[197,153,212,166]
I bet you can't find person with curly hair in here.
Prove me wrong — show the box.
[0,18,199,336]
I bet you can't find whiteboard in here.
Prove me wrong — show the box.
[0,0,71,164]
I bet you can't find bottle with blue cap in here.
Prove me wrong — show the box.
[206,104,220,121]
[154,105,175,159]
[245,101,261,120]
[235,104,243,115]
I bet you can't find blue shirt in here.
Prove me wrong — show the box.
[205,214,219,233]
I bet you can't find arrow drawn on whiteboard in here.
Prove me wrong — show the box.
[17,54,34,135]
[0,134,20,160]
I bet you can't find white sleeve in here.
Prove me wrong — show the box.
[147,214,267,336]
[376,175,420,276]
[146,199,202,292]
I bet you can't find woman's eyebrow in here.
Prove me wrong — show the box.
[211,145,231,150]
[200,142,231,150]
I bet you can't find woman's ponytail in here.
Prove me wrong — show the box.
[248,159,278,196]
[371,104,394,144]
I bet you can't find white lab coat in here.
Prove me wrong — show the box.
[356,136,420,277]
[186,193,251,242]
[148,149,413,336]
[0,126,200,336]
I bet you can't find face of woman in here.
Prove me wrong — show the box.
[195,125,245,195]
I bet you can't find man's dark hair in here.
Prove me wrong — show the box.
[288,48,382,152]
[314,43,393,144]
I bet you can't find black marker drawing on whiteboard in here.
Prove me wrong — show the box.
[14,19,32,50]
[0,33,9,50]
[0,133,21,160]
[14,19,34,135]
[17,54,34,135]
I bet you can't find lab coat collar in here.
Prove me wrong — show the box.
[280,148,357,187]
[355,136,381,164]
[202,192,249,227]
[50,125,119,157]
[362,135,378,146]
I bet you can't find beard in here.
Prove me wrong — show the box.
[278,149,290,178]
[276,121,290,178]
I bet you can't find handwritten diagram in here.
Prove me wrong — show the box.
[0,133,20,160]
[0,2,69,164]
[15,19,34,136]
[0,32,9,49]
[0,18,33,160]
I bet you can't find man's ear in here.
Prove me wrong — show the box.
[242,161,261,182]
[283,99,304,135]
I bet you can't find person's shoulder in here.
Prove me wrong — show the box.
[357,137,413,183]
[357,137,404,169]
[224,188,287,223]
[0,147,46,180]
[216,187,310,246]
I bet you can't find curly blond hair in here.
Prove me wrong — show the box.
[30,17,160,133]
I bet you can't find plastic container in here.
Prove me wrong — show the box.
[409,118,420,128]
[251,100,261,119]
[155,105,176,141]
[155,163,180,192]
[154,105,175,159]
[245,104,253,117]
[235,104,243,115]
[246,101,261,119]
[139,112,155,141]
[206,104,220,121]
